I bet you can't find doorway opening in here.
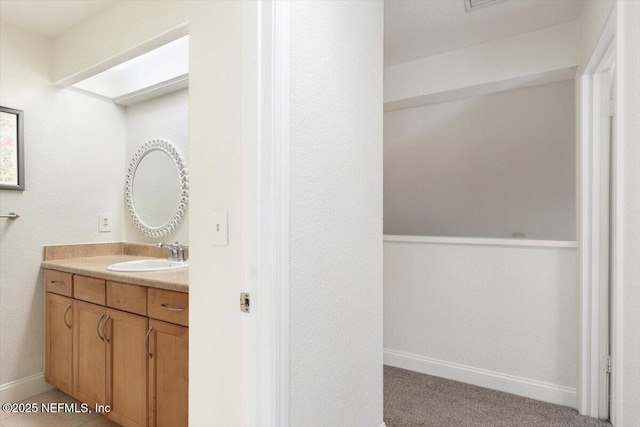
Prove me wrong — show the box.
[381,1,613,426]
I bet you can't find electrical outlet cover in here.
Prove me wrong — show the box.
[98,214,113,232]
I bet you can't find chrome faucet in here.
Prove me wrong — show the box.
[157,241,188,262]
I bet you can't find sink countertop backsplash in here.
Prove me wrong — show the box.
[41,242,188,293]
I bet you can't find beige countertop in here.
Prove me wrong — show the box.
[41,254,189,293]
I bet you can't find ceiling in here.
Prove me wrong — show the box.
[1,0,584,65]
[385,0,585,66]
[0,0,115,38]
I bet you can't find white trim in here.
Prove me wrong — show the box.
[67,74,189,107]
[255,1,290,425]
[384,349,576,408]
[379,423,387,427]
[577,72,593,417]
[383,235,578,249]
[64,86,114,103]
[113,73,189,106]
[577,6,616,419]
[0,373,53,404]
[274,2,291,423]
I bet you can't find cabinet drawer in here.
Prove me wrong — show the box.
[107,281,147,316]
[148,288,188,326]
[45,270,73,297]
[73,275,106,305]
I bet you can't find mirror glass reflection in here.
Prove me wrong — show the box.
[132,150,181,228]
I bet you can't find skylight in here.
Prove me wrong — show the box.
[71,35,189,105]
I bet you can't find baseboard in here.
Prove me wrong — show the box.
[379,423,387,427]
[0,372,53,404]
[384,349,576,408]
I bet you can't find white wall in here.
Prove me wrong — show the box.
[124,89,189,244]
[0,21,125,396]
[288,1,384,425]
[384,239,578,406]
[616,1,640,425]
[384,80,576,240]
[384,20,580,105]
[188,1,244,424]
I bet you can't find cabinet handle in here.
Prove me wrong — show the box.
[63,304,72,329]
[160,304,184,312]
[145,326,153,359]
[50,281,66,286]
[97,314,106,342]
[102,315,110,343]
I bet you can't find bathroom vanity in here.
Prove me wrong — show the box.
[42,243,188,427]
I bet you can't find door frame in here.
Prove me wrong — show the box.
[253,1,291,425]
[577,6,616,420]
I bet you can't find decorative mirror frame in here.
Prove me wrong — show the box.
[125,139,189,238]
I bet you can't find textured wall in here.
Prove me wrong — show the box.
[384,241,577,388]
[0,21,126,386]
[124,89,189,244]
[289,1,384,425]
[617,1,640,424]
[384,80,576,240]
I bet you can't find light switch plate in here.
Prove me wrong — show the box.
[98,214,112,232]
[212,210,228,245]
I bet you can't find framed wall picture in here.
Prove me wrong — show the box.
[0,106,25,191]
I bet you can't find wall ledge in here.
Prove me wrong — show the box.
[384,235,578,249]
[384,67,576,112]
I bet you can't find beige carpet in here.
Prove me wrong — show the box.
[384,366,611,427]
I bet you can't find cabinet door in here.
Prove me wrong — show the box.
[148,319,188,427]
[73,300,107,406]
[105,308,148,427]
[45,293,73,395]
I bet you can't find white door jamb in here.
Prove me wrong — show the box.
[255,1,291,425]
[577,7,616,420]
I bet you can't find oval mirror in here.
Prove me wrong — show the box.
[126,139,188,238]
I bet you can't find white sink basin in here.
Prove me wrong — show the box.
[106,259,188,272]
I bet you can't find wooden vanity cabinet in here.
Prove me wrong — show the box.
[73,300,108,406]
[72,277,148,427]
[148,319,188,427]
[147,287,189,427]
[107,308,149,427]
[45,292,73,395]
[45,269,73,297]
[45,270,187,427]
